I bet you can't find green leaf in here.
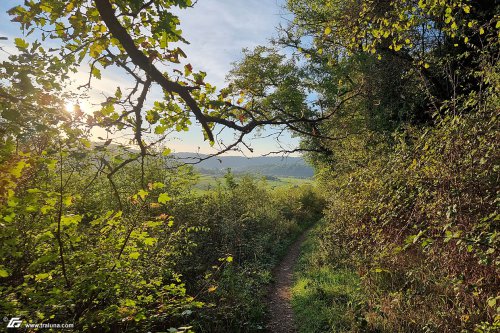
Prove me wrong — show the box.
[91,66,101,79]
[80,138,91,148]
[137,189,148,200]
[35,273,50,281]
[162,148,172,156]
[124,299,136,307]
[0,268,9,278]
[151,182,165,189]
[487,297,496,307]
[144,237,156,246]
[40,4,52,13]
[129,252,140,260]
[161,30,167,49]
[89,42,104,58]
[154,124,168,134]
[158,193,171,204]
[14,38,29,50]
[63,196,73,207]
[3,213,15,223]
[146,110,160,124]
[115,87,122,99]
[11,160,29,178]
[184,63,193,76]
[61,215,82,227]
[41,205,52,214]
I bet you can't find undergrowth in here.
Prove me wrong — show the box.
[291,221,365,333]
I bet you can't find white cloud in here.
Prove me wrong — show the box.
[174,0,286,87]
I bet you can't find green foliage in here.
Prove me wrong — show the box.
[169,177,324,332]
[0,0,330,332]
[292,222,365,333]
[1,0,497,331]
[0,134,323,332]
[315,101,498,331]
[0,149,203,331]
[271,0,500,331]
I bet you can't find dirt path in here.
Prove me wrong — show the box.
[267,232,307,333]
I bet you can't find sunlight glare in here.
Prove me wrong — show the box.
[65,101,75,113]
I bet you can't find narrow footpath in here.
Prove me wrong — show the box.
[267,231,308,333]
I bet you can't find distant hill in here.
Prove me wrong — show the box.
[172,153,314,178]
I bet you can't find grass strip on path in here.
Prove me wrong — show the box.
[291,221,365,333]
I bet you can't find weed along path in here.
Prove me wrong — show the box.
[267,231,308,333]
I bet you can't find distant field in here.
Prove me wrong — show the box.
[193,174,314,193]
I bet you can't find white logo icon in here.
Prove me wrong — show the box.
[6,317,23,328]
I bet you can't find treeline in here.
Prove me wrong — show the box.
[174,154,314,178]
[197,164,313,179]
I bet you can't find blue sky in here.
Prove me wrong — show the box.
[0,1,300,156]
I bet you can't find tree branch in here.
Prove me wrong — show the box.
[94,0,214,141]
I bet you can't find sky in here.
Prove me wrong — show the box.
[0,0,300,156]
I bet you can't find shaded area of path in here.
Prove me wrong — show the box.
[267,231,308,333]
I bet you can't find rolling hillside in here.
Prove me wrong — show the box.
[173,153,314,178]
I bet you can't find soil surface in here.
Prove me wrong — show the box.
[267,232,307,333]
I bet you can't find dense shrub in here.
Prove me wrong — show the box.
[281,1,499,331]
[314,81,499,331]
[0,142,323,332]
[170,177,324,332]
